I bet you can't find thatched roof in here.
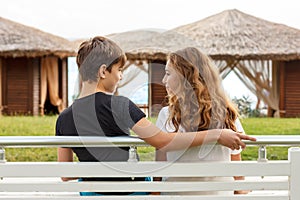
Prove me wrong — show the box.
[121,9,300,61]
[72,30,167,61]
[0,17,76,58]
[72,9,300,61]
[106,29,159,50]
[168,9,300,60]
[107,29,168,61]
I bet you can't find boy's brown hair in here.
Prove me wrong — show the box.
[76,36,126,82]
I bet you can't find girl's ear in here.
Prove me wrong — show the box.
[98,64,107,79]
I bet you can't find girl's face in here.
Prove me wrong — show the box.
[162,60,182,95]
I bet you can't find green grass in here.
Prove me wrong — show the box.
[240,118,300,135]
[0,116,299,161]
[0,116,58,161]
[0,116,57,136]
[239,117,300,160]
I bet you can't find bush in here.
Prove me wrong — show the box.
[232,95,252,117]
[232,96,265,118]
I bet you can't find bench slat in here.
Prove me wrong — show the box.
[0,194,290,200]
[0,180,289,192]
[0,161,290,177]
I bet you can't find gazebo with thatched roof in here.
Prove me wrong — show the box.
[165,9,300,117]
[0,17,76,116]
[141,9,300,117]
[72,10,300,117]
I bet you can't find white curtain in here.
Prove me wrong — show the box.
[213,59,280,117]
[233,60,280,117]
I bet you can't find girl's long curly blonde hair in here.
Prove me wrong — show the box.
[166,47,238,132]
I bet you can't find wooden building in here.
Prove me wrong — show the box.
[0,17,76,116]
[280,60,300,117]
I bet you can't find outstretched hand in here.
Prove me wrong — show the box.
[217,129,256,150]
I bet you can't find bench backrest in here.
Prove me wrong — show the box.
[0,136,300,199]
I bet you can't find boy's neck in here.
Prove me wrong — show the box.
[78,81,112,98]
[78,81,97,98]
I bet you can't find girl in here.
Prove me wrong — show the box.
[155,47,249,195]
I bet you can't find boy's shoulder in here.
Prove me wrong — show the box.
[56,105,74,122]
[110,94,133,103]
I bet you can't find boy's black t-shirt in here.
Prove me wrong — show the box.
[56,92,146,162]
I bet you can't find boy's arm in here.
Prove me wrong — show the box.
[132,118,256,151]
[57,147,78,181]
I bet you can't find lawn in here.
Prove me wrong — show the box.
[0,116,57,161]
[237,117,300,160]
[0,116,299,161]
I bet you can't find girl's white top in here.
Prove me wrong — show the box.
[156,106,244,195]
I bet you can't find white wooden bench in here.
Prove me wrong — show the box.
[0,136,299,199]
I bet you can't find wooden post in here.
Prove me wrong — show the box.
[278,61,285,117]
[148,61,153,117]
[289,147,300,199]
[61,58,68,109]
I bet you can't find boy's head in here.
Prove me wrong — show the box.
[76,36,126,82]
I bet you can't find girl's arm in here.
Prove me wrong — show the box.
[151,149,167,195]
[231,153,250,194]
[232,118,250,194]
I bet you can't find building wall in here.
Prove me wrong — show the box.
[1,57,34,115]
[281,60,300,117]
[149,60,167,117]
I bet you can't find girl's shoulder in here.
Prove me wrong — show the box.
[157,106,169,118]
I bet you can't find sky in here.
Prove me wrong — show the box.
[1,0,300,106]
[1,0,299,39]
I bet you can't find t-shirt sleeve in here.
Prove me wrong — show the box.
[235,118,245,133]
[230,118,244,155]
[128,100,146,125]
[156,107,168,132]
[116,96,146,129]
[55,115,62,136]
